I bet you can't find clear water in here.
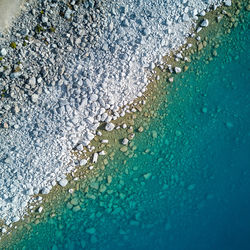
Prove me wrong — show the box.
[2,4,250,250]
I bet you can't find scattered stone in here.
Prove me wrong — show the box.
[59,179,68,187]
[143,173,152,180]
[80,159,88,166]
[0,48,7,56]
[99,184,107,193]
[72,205,81,212]
[12,216,20,223]
[105,123,115,131]
[138,126,144,132]
[107,175,112,184]
[122,138,129,145]
[31,94,39,103]
[152,131,158,138]
[3,122,8,129]
[212,50,218,57]
[120,146,128,152]
[201,19,209,27]
[77,144,84,151]
[174,67,182,74]
[70,198,78,206]
[168,77,174,83]
[128,133,135,140]
[38,207,43,213]
[86,227,96,234]
[224,0,231,6]
[92,153,98,163]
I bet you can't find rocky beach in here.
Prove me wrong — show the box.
[1,1,249,249]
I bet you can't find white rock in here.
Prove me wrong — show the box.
[200,10,206,16]
[224,0,231,6]
[191,8,198,17]
[41,187,50,194]
[42,16,48,23]
[122,138,129,145]
[201,19,209,27]
[92,152,98,163]
[31,94,39,103]
[77,144,84,151]
[97,131,102,136]
[99,150,106,156]
[105,123,115,131]
[0,48,7,56]
[38,207,43,213]
[80,159,88,166]
[183,13,189,22]
[12,216,20,223]
[174,67,182,74]
[197,27,202,33]
[65,9,72,20]
[58,179,68,187]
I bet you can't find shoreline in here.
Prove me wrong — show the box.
[0,0,247,246]
[0,0,228,225]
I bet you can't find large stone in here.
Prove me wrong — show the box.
[0,48,7,56]
[105,123,115,131]
[201,19,209,27]
[31,94,39,103]
[59,179,68,187]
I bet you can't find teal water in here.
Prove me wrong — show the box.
[2,5,250,250]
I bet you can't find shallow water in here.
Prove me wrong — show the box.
[1,3,250,250]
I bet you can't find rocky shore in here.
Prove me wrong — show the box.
[0,0,229,230]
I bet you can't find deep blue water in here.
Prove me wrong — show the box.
[1,4,250,250]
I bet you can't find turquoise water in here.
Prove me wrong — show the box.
[2,5,250,250]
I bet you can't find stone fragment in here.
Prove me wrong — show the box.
[80,159,88,166]
[105,123,115,131]
[31,94,39,103]
[122,138,129,145]
[107,175,112,184]
[0,48,7,56]
[143,173,152,180]
[59,179,68,187]
[138,126,144,132]
[174,67,182,74]
[92,153,98,163]
[120,146,128,152]
[70,198,78,206]
[72,205,81,212]
[3,122,8,129]
[224,0,231,6]
[38,207,43,213]
[201,19,209,27]
[152,131,158,138]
